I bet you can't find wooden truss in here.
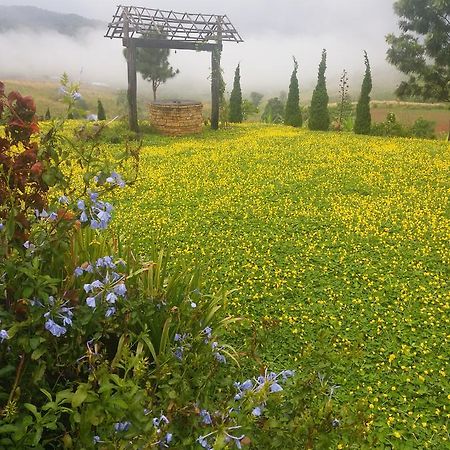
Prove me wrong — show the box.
[105,6,243,131]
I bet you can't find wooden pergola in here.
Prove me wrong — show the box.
[105,6,243,132]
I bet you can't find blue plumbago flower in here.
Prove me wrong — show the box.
[106,172,126,188]
[202,326,212,341]
[252,406,263,417]
[197,436,212,449]
[152,414,169,428]
[23,241,36,251]
[72,92,82,101]
[44,300,74,337]
[165,433,173,444]
[332,418,340,428]
[0,329,9,342]
[58,195,69,204]
[105,307,116,318]
[214,352,226,364]
[234,369,294,400]
[200,409,212,425]
[114,283,127,296]
[190,301,197,308]
[174,347,184,361]
[77,192,113,230]
[78,257,126,316]
[0,222,4,231]
[174,333,188,342]
[44,318,67,337]
[86,296,97,308]
[114,421,131,432]
[93,435,102,444]
[224,433,245,449]
[269,382,283,393]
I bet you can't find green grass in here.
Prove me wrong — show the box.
[103,123,450,447]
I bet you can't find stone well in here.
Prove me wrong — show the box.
[149,100,203,136]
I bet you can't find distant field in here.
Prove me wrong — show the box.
[371,101,449,135]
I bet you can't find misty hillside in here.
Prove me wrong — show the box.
[0,5,103,36]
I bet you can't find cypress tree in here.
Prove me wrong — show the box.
[285,57,302,127]
[354,51,372,135]
[97,99,106,121]
[308,49,330,131]
[229,64,243,123]
[45,108,51,120]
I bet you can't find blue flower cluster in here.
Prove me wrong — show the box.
[76,256,127,317]
[43,296,74,337]
[0,328,9,343]
[174,333,189,360]
[152,414,172,448]
[203,327,227,365]
[106,172,126,188]
[77,192,113,230]
[234,369,295,418]
[34,209,58,221]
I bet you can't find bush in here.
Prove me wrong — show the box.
[371,112,405,137]
[409,117,436,139]
[262,98,285,124]
[371,113,436,139]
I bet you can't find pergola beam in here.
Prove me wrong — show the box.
[127,38,222,52]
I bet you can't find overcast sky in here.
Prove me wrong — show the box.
[0,0,403,99]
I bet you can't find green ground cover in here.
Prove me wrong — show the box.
[105,123,450,447]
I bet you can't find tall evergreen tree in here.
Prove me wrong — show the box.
[97,99,106,121]
[308,49,330,131]
[229,64,243,123]
[45,107,51,120]
[354,51,373,135]
[285,57,302,127]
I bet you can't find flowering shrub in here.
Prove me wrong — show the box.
[0,85,364,448]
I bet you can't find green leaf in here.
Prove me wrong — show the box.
[31,346,47,361]
[72,384,89,408]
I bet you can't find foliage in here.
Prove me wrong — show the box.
[0,85,366,448]
[242,100,258,120]
[249,92,263,109]
[229,64,243,123]
[261,98,285,124]
[97,100,106,121]
[386,0,450,102]
[371,112,436,139]
[59,73,85,119]
[110,123,449,448]
[333,69,352,131]
[354,51,373,135]
[284,57,302,128]
[126,31,179,101]
[308,49,330,131]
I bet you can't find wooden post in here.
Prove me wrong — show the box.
[210,17,223,130]
[124,9,139,132]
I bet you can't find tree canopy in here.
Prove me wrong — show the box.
[386,0,450,102]
[125,31,179,101]
[308,49,330,131]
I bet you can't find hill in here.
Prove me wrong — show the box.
[0,5,103,36]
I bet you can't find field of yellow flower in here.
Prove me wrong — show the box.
[109,123,449,447]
